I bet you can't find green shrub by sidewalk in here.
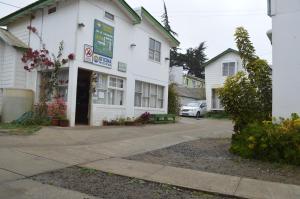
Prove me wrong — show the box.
[204,111,229,119]
[231,113,300,166]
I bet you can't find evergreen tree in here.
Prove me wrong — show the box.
[161,1,177,36]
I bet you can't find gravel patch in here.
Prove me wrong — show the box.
[31,166,235,199]
[127,138,300,185]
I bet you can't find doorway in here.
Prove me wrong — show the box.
[75,69,91,125]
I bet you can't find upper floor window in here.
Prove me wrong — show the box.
[149,38,161,62]
[105,11,114,21]
[222,62,236,76]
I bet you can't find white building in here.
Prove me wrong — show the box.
[204,48,243,111]
[0,0,179,126]
[268,0,300,118]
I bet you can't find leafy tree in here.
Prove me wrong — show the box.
[185,42,207,78]
[218,27,272,132]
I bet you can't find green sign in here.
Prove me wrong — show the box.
[93,19,114,58]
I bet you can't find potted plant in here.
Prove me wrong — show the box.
[47,98,67,126]
[59,117,69,127]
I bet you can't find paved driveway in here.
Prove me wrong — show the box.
[0,118,233,198]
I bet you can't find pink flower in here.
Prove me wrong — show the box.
[68,53,75,60]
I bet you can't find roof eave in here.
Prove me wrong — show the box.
[0,0,142,26]
[203,48,239,68]
[0,0,55,26]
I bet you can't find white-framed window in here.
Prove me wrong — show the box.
[222,62,236,76]
[135,81,164,109]
[105,11,114,21]
[42,69,69,102]
[93,73,125,106]
[149,38,161,62]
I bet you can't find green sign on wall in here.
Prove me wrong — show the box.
[93,19,114,58]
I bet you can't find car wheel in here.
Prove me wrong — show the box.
[196,111,201,119]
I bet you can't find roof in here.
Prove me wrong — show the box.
[0,0,141,25]
[175,86,204,100]
[0,0,179,47]
[203,48,239,67]
[0,28,28,49]
[183,74,204,82]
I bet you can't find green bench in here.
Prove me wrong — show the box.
[149,114,176,124]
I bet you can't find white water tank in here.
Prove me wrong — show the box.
[1,88,34,123]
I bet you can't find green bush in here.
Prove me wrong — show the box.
[231,114,300,165]
[168,84,180,115]
[204,111,229,119]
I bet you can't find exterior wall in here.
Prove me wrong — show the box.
[169,66,183,85]
[71,0,171,125]
[183,75,205,88]
[270,0,300,118]
[205,52,243,111]
[0,42,16,88]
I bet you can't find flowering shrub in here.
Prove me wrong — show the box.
[138,112,151,123]
[231,113,300,165]
[47,98,67,119]
[22,25,74,115]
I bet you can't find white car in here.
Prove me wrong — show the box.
[180,101,207,118]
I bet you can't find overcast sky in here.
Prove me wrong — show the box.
[0,0,272,62]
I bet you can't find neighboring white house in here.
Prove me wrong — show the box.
[204,48,243,111]
[0,0,179,126]
[267,0,300,118]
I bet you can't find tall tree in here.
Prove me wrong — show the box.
[219,27,272,132]
[161,1,177,36]
[185,42,208,78]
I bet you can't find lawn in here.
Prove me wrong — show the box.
[0,123,41,135]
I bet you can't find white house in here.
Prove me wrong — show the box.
[204,48,243,111]
[0,0,179,126]
[267,0,300,118]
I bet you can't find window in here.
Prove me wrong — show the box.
[222,62,236,76]
[192,80,196,88]
[134,81,164,109]
[48,7,56,14]
[149,38,161,62]
[43,70,69,102]
[93,73,125,105]
[105,11,114,21]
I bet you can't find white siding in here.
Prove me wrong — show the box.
[8,17,30,45]
[271,0,300,118]
[0,43,16,88]
[205,52,243,111]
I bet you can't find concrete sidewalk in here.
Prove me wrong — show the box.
[0,118,234,198]
[82,158,300,199]
[0,179,100,199]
